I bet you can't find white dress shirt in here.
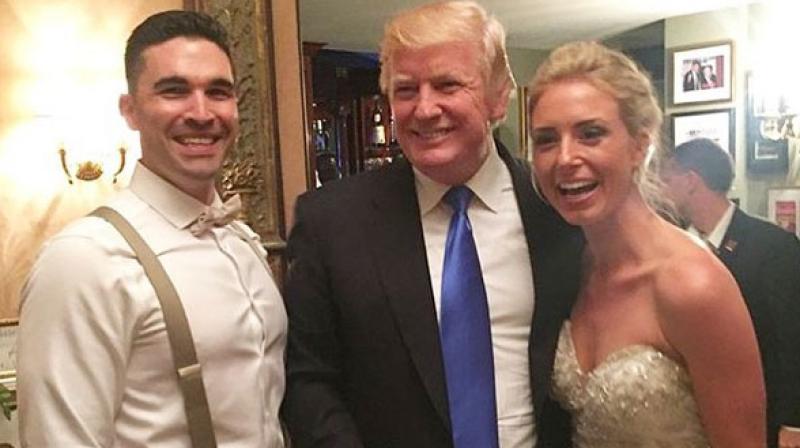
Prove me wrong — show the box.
[415,140,536,448]
[688,201,735,249]
[18,163,287,447]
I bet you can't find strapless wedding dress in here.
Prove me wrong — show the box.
[551,321,710,447]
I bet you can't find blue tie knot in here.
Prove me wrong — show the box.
[444,186,473,214]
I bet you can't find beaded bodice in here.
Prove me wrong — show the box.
[551,321,710,447]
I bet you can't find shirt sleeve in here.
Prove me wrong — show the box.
[17,233,139,447]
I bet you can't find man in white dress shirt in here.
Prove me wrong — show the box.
[281,2,583,447]
[18,10,286,447]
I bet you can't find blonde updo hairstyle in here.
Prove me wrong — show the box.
[378,0,516,126]
[527,41,668,214]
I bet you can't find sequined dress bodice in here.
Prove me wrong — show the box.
[552,321,710,447]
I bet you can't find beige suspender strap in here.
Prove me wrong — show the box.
[90,206,217,448]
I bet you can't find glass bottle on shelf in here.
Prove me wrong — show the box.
[363,96,398,172]
[313,118,330,153]
[389,112,398,148]
[370,102,387,147]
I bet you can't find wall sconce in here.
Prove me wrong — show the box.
[58,145,127,184]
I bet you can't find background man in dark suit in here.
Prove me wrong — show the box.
[663,138,800,448]
[282,1,582,447]
[683,59,702,91]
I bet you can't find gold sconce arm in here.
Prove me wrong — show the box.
[58,147,74,185]
[112,146,126,184]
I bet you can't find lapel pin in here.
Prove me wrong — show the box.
[723,240,738,252]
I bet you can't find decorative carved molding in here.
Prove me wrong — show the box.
[184,0,287,285]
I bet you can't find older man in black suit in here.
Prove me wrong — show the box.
[663,138,800,448]
[281,1,583,447]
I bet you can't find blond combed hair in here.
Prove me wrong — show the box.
[528,41,670,215]
[378,0,515,123]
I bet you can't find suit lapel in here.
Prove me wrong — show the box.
[496,144,584,420]
[363,160,451,429]
[718,208,745,265]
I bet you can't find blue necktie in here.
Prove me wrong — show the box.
[440,186,499,448]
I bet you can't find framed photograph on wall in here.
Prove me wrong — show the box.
[746,72,790,173]
[669,41,733,106]
[767,187,800,237]
[671,108,735,158]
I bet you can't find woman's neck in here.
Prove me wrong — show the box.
[581,192,666,271]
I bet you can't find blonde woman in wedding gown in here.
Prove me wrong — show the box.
[528,41,766,447]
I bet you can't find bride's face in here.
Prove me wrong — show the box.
[530,79,646,227]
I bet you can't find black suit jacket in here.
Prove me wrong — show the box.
[683,70,699,91]
[282,145,583,448]
[717,208,800,447]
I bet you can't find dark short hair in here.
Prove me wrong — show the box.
[124,10,232,91]
[670,138,734,193]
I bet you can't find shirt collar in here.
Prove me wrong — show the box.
[414,138,507,215]
[129,162,224,230]
[688,201,735,249]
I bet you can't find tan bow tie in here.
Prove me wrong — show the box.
[189,194,242,236]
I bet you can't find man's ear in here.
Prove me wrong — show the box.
[686,170,704,193]
[119,94,139,131]
[488,79,512,122]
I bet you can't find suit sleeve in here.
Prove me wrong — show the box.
[536,396,573,448]
[281,194,364,448]
[761,234,800,427]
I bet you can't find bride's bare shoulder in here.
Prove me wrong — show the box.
[653,227,739,314]
[651,232,745,344]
